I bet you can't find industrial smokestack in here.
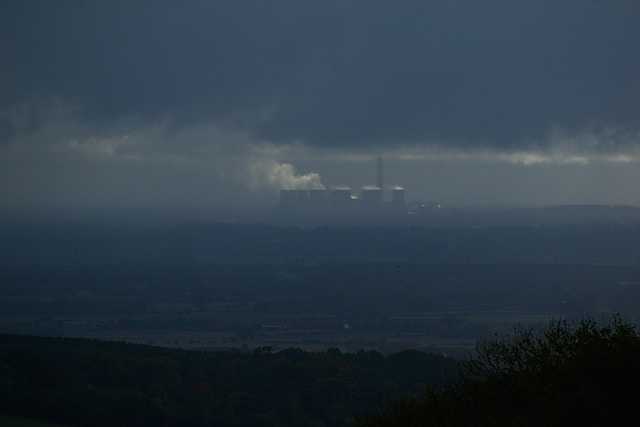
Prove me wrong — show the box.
[376,156,384,190]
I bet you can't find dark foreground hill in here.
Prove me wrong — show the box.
[0,334,457,427]
[0,415,67,427]
[358,318,640,427]
[4,319,637,427]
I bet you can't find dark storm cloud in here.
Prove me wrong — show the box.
[2,0,639,149]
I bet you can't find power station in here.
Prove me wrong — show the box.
[279,157,407,214]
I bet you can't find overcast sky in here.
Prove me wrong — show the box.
[1,1,639,221]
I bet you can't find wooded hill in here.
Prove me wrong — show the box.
[0,335,457,427]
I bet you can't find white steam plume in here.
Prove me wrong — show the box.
[250,160,325,190]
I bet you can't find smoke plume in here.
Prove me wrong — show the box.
[252,161,325,190]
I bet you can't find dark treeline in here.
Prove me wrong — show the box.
[0,335,457,427]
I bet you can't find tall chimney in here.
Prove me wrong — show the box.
[376,156,384,189]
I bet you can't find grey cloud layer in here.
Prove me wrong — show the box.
[0,100,332,220]
[2,0,639,149]
[2,101,640,221]
[3,1,640,219]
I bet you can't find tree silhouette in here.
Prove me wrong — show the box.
[359,317,640,427]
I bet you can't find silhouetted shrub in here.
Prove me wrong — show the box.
[359,317,640,426]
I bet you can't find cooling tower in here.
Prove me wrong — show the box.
[361,186,383,205]
[331,187,352,206]
[391,187,406,206]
